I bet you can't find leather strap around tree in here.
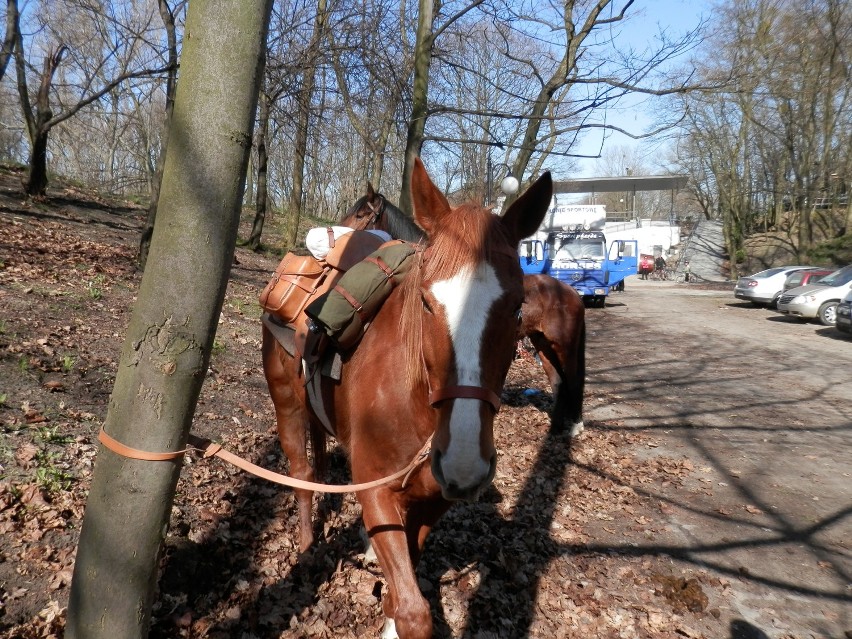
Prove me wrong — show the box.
[97,428,432,493]
[429,385,501,413]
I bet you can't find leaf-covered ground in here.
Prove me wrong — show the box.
[0,166,725,638]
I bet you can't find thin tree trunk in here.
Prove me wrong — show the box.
[398,0,436,216]
[138,0,179,270]
[66,2,273,637]
[0,0,18,84]
[23,46,66,196]
[287,0,328,246]
[248,89,270,250]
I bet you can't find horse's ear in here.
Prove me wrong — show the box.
[501,172,552,244]
[410,157,451,235]
[366,181,375,199]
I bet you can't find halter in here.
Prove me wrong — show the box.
[351,194,386,231]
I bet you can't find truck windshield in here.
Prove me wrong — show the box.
[554,239,605,260]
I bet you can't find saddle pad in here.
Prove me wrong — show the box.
[262,312,342,380]
[262,312,296,356]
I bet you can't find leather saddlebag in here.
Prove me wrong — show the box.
[259,252,328,324]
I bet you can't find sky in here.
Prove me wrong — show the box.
[571,0,711,179]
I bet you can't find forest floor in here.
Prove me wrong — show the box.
[0,165,848,639]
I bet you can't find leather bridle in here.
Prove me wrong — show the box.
[350,194,386,231]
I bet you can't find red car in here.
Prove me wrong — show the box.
[782,268,832,292]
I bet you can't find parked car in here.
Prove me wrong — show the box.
[734,266,812,307]
[776,265,852,326]
[782,268,833,292]
[835,290,852,336]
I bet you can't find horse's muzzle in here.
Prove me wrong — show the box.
[431,450,497,501]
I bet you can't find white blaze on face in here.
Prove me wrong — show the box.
[430,261,502,487]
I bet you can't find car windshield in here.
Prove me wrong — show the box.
[555,240,604,260]
[818,265,852,287]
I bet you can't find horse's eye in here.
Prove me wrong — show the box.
[515,307,523,324]
[422,294,434,314]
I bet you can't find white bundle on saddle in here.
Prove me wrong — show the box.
[306,226,391,260]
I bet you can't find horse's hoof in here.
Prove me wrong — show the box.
[380,618,398,639]
[569,421,585,438]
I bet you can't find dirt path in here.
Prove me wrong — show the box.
[587,277,852,638]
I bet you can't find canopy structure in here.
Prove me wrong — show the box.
[553,175,689,195]
[552,175,690,222]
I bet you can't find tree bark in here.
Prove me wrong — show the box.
[66,2,273,637]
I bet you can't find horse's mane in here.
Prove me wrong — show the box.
[399,204,514,387]
[383,200,425,243]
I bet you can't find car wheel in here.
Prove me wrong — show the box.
[818,301,838,326]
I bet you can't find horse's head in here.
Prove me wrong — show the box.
[341,182,387,232]
[406,157,551,501]
[340,183,426,243]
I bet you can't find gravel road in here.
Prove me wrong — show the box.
[584,276,851,639]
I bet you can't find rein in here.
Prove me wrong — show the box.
[98,428,432,493]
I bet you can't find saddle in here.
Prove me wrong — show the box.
[260,234,418,436]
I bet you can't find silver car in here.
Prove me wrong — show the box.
[776,265,852,326]
[734,266,812,307]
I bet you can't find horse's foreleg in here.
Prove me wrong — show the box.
[360,490,433,639]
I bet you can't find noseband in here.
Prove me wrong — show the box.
[430,385,501,412]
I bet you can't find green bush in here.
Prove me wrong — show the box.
[807,234,852,266]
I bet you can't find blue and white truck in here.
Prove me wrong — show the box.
[519,204,638,307]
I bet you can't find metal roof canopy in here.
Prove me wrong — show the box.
[553,175,689,194]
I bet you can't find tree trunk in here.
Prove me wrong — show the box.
[248,89,270,250]
[398,0,436,216]
[138,0,179,271]
[66,2,272,637]
[287,0,328,246]
[23,46,66,196]
[0,0,18,85]
[25,128,49,196]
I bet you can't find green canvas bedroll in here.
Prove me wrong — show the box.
[305,241,417,349]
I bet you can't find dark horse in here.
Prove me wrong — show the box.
[342,183,586,437]
[261,158,551,638]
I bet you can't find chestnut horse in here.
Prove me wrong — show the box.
[342,184,585,437]
[261,158,551,638]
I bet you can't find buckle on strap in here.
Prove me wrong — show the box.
[429,385,501,413]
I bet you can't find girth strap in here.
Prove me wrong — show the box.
[429,385,501,413]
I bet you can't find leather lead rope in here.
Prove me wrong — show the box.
[97,428,432,493]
